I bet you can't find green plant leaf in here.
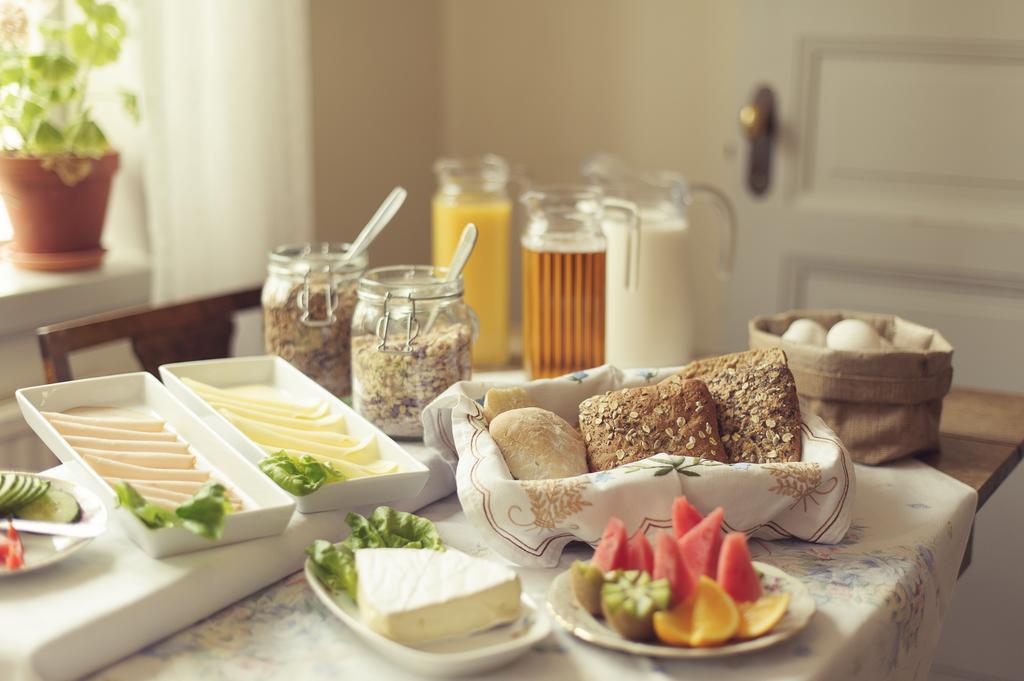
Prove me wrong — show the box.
[29,120,64,154]
[120,90,139,123]
[0,59,24,84]
[18,99,44,137]
[68,119,108,157]
[27,54,77,85]
[67,24,94,62]
[92,3,125,32]
[38,23,67,46]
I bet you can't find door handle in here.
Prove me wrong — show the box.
[738,86,776,196]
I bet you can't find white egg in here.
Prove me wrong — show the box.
[826,318,882,351]
[781,318,828,346]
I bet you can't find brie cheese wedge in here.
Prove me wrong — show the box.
[355,548,522,644]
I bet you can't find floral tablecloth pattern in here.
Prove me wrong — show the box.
[89,459,975,681]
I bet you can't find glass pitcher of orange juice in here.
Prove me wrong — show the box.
[432,155,512,367]
[521,186,638,379]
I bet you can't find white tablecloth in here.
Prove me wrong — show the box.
[85,459,976,681]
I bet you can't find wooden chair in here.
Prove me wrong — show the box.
[36,287,263,383]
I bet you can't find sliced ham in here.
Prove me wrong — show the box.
[46,417,179,442]
[116,478,205,495]
[75,447,195,469]
[64,435,190,454]
[84,454,210,482]
[45,409,165,432]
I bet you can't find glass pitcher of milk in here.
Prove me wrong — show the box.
[582,153,736,368]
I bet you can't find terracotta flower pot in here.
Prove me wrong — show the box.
[0,152,120,271]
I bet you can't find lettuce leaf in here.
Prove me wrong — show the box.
[306,506,443,600]
[258,451,345,496]
[306,539,358,598]
[114,481,232,540]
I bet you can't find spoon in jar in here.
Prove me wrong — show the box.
[343,186,407,263]
[423,222,478,334]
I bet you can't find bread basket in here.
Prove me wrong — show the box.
[749,310,953,465]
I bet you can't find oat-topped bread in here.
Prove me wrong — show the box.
[579,378,727,471]
[670,348,802,463]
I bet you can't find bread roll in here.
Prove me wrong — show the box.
[483,387,535,423]
[579,378,727,471]
[489,407,588,480]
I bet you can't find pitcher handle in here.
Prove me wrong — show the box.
[603,197,641,290]
[688,183,737,280]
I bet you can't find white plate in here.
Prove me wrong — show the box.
[304,557,551,677]
[0,473,107,577]
[16,373,296,558]
[160,356,430,513]
[546,561,815,657]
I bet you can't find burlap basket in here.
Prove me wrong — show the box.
[749,310,953,465]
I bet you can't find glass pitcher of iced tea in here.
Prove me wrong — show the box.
[520,186,638,379]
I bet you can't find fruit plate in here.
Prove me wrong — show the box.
[0,473,107,578]
[304,557,551,677]
[546,561,814,658]
[160,356,431,514]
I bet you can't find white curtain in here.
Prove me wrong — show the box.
[140,0,314,302]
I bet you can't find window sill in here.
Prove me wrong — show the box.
[0,248,152,337]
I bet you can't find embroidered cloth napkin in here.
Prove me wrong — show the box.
[422,365,856,567]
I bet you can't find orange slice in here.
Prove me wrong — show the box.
[736,592,790,639]
[654,576,740,647]
[653,597,695,646]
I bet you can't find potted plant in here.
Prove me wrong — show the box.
[0,0,137,271]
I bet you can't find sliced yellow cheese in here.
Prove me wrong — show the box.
[218,408,360,448]
[183,378,327,418]
[200,399,346,433]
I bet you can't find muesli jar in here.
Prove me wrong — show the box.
[352,265,475,438]
[263,243,368,397]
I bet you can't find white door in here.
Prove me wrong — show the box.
[727,4,1024,681]
[727,0,1024,393]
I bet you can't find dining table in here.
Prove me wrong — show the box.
[7,372,1023,681]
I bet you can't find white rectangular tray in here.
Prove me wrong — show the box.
[16,372,296,558]
[159,356,430,513]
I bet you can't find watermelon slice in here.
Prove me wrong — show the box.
[653,531,696,604]
[625,532,654,574]
[671,496,703,539]
[592,517,629,572]
[717,532,763,603]
[678,506,724,578]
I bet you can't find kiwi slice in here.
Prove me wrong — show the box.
[571,560,607,616]
[601,570,672,641]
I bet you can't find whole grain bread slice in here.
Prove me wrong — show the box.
[579,378,727,471]
[668,348,802,463]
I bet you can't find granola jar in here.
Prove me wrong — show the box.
[352,265,476,438]
[262,243,368,396]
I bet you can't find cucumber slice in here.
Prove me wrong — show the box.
[15,489,82,524]
[0,474,51,514]
[0,474,17,508]
[0,475,28,512]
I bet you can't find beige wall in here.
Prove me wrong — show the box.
[310,0,441,266]
[310,0,739,350]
